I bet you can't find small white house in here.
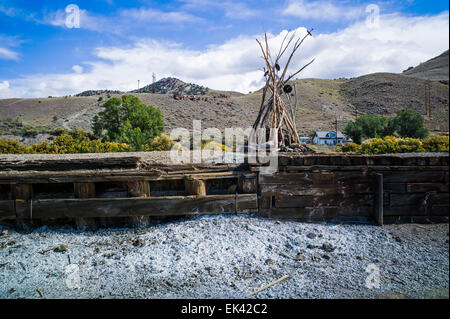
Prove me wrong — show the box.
[312,131,351,146]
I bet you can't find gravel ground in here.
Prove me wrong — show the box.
[0,215,448,299]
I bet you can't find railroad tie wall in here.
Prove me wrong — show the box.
[257,155,449,223]
[0,169,258,228]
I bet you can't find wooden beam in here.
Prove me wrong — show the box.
[0,156,141,171]
[0,200,15,219]
[375,174,384,226]
[0,170,248,185]
[73,182,97,230]
[127,181,151,227]
[185,177,206,196]
[12,183,33,230]
[14,194,257,219]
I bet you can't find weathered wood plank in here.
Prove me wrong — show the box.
[384,205,427,216]
[0,156,142,171]
[431,205,450,216]
[74,182,97,230]
[273,194,374,208]
[407,183,449,193]
[381,171,445,183]
[14,194,257,219]
[375,173,383,226]
[127,181,151,227]
[0,200,15,219]
[185,178,206,196]
[261,184,342,197]
[259,206,373,220]
[0,170,249,185]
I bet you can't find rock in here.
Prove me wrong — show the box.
[133,239,144,247]
[356,256,363,260]
[307,244,321,249]
[54,244,68,253]
[296,253,306,261]
[322,243,335,252]
[394,236,402,243]
[322,254,331,260]
[307,233,317,239]
[264,258,276,265]
[0,228,8,236]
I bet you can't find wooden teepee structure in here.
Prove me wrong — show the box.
[252,30,314,150]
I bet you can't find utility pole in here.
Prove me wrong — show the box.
[425,81,431,118]
[138,80,140,93]
[335,117,338,145]
[152,73,156,94]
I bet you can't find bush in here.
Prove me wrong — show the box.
[92,95,164,151]
[422,135,449,153]
[0,138,28,154]
[146,134,175,151]
[336,142,361,153]
[202,141,231,152]
[345,114,388,144]
[1,132,133,154]
[360,136,424,154]
[386,109,429,138]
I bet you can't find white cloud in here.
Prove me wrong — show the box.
[0,47,18,60]
[120,8,202,23]
[282,0,365,21]
[1,12,448,98]
[0,81,10,89]
[72,65,84,74]
[40,7,202,34]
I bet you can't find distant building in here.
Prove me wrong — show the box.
[299,136,311,143]
[312,131,352,145]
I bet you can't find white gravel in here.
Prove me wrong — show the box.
[0,215,448,299]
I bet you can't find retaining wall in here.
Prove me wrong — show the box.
[255,154,449,224]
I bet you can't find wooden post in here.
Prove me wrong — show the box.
[127,181,151,228]
[239,175,257,194]
[185,177,206,197]
[74,182,97,230]
[375,174,384,226]
[12,184,33,230]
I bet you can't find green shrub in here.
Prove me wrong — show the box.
[386,109,429,138]
[422,135,449,152]
[92,95,164,151]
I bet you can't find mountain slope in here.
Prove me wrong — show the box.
[130,77,208,95]
[404,50,449,83]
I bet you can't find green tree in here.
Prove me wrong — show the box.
[386,109,429,138]
[92,95,164,151]
[345,114,388,144]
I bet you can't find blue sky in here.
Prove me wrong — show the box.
[0,0,449,97]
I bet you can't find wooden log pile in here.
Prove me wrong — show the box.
[251,30,315,151]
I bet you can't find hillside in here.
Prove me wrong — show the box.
[1,52,449,144]
[129,77,209,95]
[404,50,449,84]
